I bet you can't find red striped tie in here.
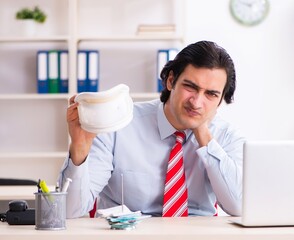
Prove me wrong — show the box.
[163,131,188,217]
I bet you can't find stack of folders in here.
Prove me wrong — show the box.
[37,50,99,94]
[37,50,68,94]
[157,49,178,92]
[77,50,99,93]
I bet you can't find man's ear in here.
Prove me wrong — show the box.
[166,71,174,91]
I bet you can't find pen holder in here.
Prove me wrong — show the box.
[34,192,67,230]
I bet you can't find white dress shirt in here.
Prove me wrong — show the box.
[59,99,245,218]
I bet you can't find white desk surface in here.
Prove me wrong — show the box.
[1,216,294,240]
[0,186,55,200]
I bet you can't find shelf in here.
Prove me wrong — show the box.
[77,34,184,42]
[0,94,69,100]
[0,93,159,101]
[131,92,160,101]
[0,0,184,185]
[0,36,70,43]
[0,152,68,159]
[0,185,55,200]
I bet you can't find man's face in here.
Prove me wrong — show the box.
[164,64,227,130]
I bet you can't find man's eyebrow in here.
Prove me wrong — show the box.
[206,89,222,95]
[183,79,200,90]
[183,79,222,95]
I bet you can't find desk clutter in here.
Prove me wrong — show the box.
[97,205,151,230]
[1,176,151,231]
[0,178,72,230]
[35,178,71,230]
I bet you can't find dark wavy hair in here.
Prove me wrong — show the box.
[160,41,236,105]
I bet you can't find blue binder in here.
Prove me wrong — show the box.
[157,49,178,92]
[77,50,88,93]
[87,50,99,92]
[58,50,69,93]
[37,50,49,94]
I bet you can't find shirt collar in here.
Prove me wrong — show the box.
[157,102,192,141]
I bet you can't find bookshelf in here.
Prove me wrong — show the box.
[0,0,186,185]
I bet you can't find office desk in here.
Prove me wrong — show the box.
[1,216,294,240]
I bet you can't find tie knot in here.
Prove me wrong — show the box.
[175,131,185,144]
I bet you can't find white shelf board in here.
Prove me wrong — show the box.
[0,94,70,100]
[0,185,55,200]
[0,36,70,43]
[0,93,159,101]
[0,151,68,159]
[77,34,184,42]
[130,92,160,101]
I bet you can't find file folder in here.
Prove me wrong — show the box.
[157,49,178,92]
[59,50,68,93]
[77,50,88,93]
[87,50,99,92]
[37,50,48,94]
[48,50,59,93]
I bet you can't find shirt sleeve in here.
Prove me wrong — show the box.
[196,134,244,216]
[58,134,114,219]
[58,154,93,218]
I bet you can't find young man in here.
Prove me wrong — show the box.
[60,41,244,218]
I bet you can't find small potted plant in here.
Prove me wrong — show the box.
[15,6,47,35]
[16,6,46,23]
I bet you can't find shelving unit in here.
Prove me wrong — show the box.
[0,0,185,184]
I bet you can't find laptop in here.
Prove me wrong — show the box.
[231,140,294,227]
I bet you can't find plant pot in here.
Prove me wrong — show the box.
[19,19,37,36]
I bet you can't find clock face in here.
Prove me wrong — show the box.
[230,0,270,26]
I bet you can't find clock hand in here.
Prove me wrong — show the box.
[239,0,253,8]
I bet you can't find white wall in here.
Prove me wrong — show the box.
[185,0,294,140]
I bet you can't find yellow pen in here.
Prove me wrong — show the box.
[39,180,53,202]
[39,180,50,193]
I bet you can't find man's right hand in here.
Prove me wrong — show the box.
[67,95,97,166]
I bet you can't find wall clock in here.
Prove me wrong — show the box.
[230,0,270,26]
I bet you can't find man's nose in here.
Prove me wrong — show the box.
[188,92,205,108]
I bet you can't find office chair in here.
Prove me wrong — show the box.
[0,178,38,186]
